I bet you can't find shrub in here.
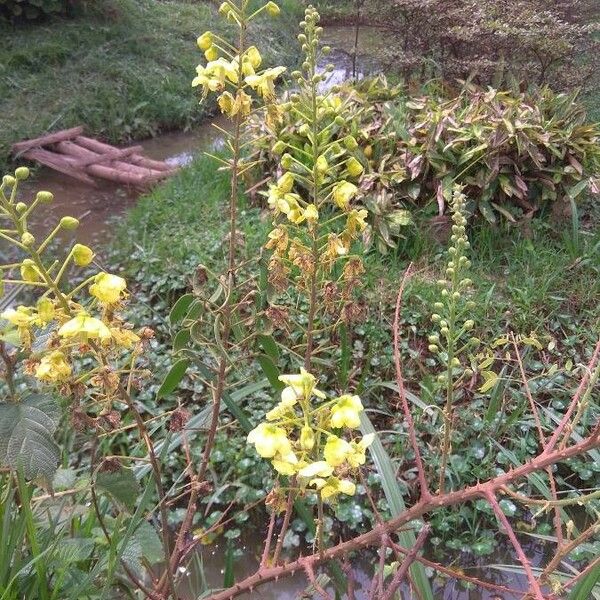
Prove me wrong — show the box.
[393,85,600,223]
[251,80,600,230]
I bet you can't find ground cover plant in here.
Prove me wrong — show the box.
[0,2,599,600]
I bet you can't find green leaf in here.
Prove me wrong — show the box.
[157,359,189,399]
[134,522,164,564]
[569,562,600,600]
[360,412,434,600]
[223,541,235,588]
[0,394,60,482]
[257,334,280,362]
[95,467,140,512]
[567,179,589,201]
[257,355,284,391]
[169,294,195,325]
[173,328,191,352]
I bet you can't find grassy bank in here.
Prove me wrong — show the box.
[0,0,302,171]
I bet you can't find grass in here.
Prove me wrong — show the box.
[0,0,302,171]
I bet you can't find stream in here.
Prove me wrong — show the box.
[16,26,554,599]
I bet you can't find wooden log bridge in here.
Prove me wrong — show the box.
[12,127,177,187]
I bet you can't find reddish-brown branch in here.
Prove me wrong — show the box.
[204,430,598,600]
[511,334,563,547]
[382,526,430,600]
[485,491,545,600]
[544,340,600,453]
[393,266,431,500]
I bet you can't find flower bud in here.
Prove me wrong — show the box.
[433,302,444,311]
[428,344,439,353]
[204,46,218,61]
[20,259,40,282]
[450,358,461,368]
[21,232,35,247]
[440,327,449,336]
[428,334,439,344]
[2,175,16,186]
[452,291,461,301]
[197,31,213,51]
[281,153,293,169]
[343,135,358,150]
[265,1,280,16]
[469,337,481,346]
[15,167,30,180]
[334,115,345,126]
[37,297,54,323]
[36,191,53,203]
[73,243,94,267]
[346,157,364,177]
[298,123,310,137]
[322,46,331,55]
[15,202,27,213]
[272,141,286,155]
[464,320,474,331]
[464,368,474,378]
[316,155,328,173]
[60,216,79,230]
[300,426,315,450]
[431,314,441,323]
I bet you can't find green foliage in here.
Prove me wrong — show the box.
[0,395,60,483]
[0,0,302,171]
[393,85,600,223]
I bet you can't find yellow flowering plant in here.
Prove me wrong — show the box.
[0,169,145,420]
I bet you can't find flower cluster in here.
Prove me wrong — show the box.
[0,169,147,416]
[193,2,285,119]
[247,369,373,502]
[262,6,368,330]
[428,186,479,384]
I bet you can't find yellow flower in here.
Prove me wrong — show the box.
[247,423,292,458]
[205,46,219,62]
[1,306,36,328]
[271,449,299,476]
[193,58,239,97]
[316,155,328,174]
[346,157,364,177]
[89,273,127,305]
[110,327,140,349]
[330,394,364,429]
[265,225,289,254]
[58,312,111,342]
[304,204,319,225]
[35,351,72,383]
[278,368,325,401]
[72,243,94,267]
[332,181,358,210]
[20,259,42,283]
[245,46,262,70]
[197,31,213,51]
[326,233,350,257]
[36,298,55,324]
[278,172,294,194]
[245,66,286,100]
[346,209,368,235]
[300,425,315,450]
[298,461,333,479]
[324,435,352,467]
[218,90,252,117]
[347,433,375,468]
[266,394,297,421]
[320,477,356,500]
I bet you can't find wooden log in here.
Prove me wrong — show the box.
[55,141,167,181]
[75,136,175,172]
[22,148,97,186]
[12,127,84,155]
[74,144,144,167]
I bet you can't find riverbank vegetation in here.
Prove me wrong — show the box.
[1,1,599,599]
[0,0,302,171]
